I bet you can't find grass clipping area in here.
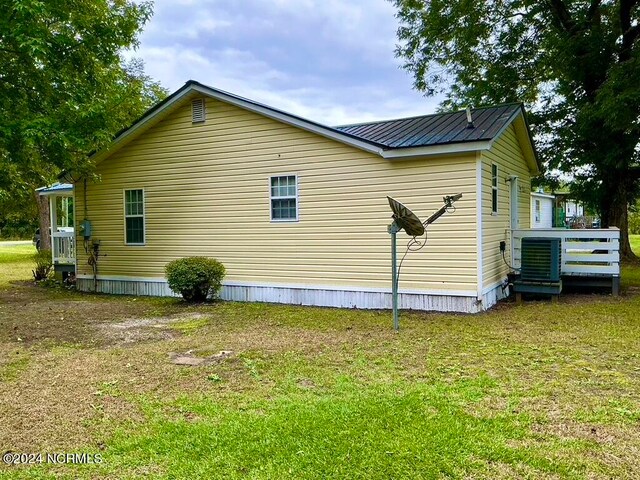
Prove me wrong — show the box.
[0,242,639,479]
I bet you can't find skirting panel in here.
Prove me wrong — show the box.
[481,282,510,310]
[76,278,486,313]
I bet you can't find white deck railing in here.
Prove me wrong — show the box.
[512,228,620,277]
[52,230,75,265]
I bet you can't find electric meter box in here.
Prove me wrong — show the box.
[80,219,92,239]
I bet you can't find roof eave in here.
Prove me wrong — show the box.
[35,184,74,196]
[531,192,555,199]
[486,105,540,174]
[381,140,492,159]
[189,83,385,156]
[90,81,386,165]
[86,81,541,170]
[90,81,197,164]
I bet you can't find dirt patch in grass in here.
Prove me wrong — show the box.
[99,312,209,345]
[0,284,199,347]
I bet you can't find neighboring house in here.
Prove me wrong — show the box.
[67,80,539,313]
[530,191,555,229]
[565,199,585,218]
[553,191,586,226]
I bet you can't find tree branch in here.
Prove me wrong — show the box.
[620,0,640,61]
[546,0,576,34]
[620,0,635,31]
[587,0,602,25]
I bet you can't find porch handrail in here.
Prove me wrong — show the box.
[52,230,75,264]
[52,230,74,238]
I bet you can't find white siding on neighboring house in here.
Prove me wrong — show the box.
[531,192,554,229]
[565,200,584,218]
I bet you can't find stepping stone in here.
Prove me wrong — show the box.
[170,355,205,366]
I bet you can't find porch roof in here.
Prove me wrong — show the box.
[36,183,73,196]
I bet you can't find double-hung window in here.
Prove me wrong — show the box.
[270,175,298,221]
[534,199,541,223]
[124,189,145,245]
[491,164,498,214]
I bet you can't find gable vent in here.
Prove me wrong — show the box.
[191,98,206,123]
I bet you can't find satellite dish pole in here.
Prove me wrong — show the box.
[388,220,401,331]
[387,194,463,331]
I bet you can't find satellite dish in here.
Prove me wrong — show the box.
[386,193,463,331]
[387,197,425,237]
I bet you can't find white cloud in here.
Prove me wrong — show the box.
[126,0,442,125]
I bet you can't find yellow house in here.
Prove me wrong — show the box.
[71,80,539,313]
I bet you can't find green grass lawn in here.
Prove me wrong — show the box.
[631,234,640,255]
[0,243,639,479]
[0,243,35,288]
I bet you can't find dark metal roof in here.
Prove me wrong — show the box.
[335,104,523,149]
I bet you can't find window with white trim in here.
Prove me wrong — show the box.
[124,189,144,244]
[534,199,541,223]
[491,163,498,214]
[270,175,297,221]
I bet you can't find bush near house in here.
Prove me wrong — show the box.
[165,257,226,302]
[32,249,52,281]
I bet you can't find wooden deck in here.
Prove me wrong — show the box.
[511,228,620,294]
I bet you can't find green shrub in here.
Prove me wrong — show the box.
[165,257,226,302]
[32,249,52,281]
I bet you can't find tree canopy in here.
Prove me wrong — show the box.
[0,0,166,237]
[392,0,640,258]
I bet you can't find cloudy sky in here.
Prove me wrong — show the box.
[128,0,442,126]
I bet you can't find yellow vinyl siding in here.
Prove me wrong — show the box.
[481,124,532,288]
[76,96,478,293]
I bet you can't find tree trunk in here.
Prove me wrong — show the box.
[35,192,51,251]
[601,180,636,261]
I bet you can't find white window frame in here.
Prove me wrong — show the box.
[123,188,145,245]
[534,199,541,223]
[269,175,298,222]
[491,163,498,215]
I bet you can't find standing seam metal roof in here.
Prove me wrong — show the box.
[335,104,522,149]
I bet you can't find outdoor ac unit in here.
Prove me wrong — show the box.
[513,237,562,300]
[520,237,561,282]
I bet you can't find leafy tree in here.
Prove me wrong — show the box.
[391,0,640,259]
[0,0,166,243]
